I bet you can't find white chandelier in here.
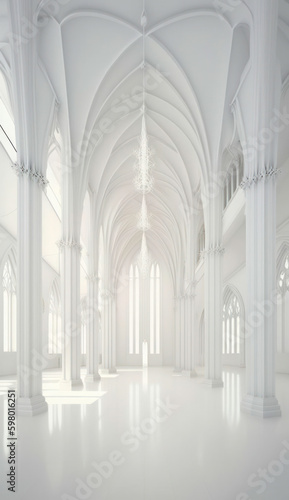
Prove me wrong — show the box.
[134,115,154,194]
[137,232,151,278]
[133,2,153,279]
[137,195,151,231]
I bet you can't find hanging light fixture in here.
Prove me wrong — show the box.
[134,1,154,195]
[134,116,154,194]
[137,194,151,231]
[137,232,151,278]
[134,1,153,279]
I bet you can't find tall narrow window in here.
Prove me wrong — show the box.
[129,264,140,354]
[48,281,61,354]
[277,252,289,353]
[197,226,205,263]
[3,256,17,352]
[81,297,87,355]
[150,263,161,354]
[223,154,244,210]
[222,291,241,355]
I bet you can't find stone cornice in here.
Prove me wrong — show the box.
[11,163,49,189]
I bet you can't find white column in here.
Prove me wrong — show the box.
[8,0,48,415]
[240,0,281,418]
[203,190,224,388]
[180,296,185,369]
[173,296,182,372]
[240,171,281,417]
[85,276,101,383]
[58,240,83,389]
[101,290,117,373]
[85,192,101,383]
[185,288,197,377]
[111,295,117,373]
[14,166,48,416]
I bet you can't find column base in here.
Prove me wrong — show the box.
[101,368,118,375]
[203,378,224,388]
[182,370,198,378]
[173,368,182,374]
[241,395,281,418]
[58,378,83,390]
[17,395,48,416]
[85,373,101,383]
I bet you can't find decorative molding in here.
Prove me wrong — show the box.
[201,245,225,256]
[86,274,100,283]
[100,289,114,300]
[57,239,82,252]
[240,166,281,190]
[11,163,49,189]
[184,280,197,298]
[224,262,245,284]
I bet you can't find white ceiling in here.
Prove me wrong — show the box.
[0,0,289,285]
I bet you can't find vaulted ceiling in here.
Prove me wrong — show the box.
[1,0,289,285]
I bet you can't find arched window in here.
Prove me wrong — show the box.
[277,251,289,353]
[223,154,243,210]
[48,281,61,354]
[199,311,205,366]
[81,297,87,355]
[197,226,205,263]
[129,264,140,354]
[150,263,161,355]
[0,70,16,162]
[222,291,241,355]
[3,253,17,352]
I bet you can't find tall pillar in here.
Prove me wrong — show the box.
[203,190,224,388]
[180,296,185,369]
[14,166,48,415]
[101,290,117,374]
[184,287,197,377]
[85,275,101,382]
[240,0,281,418]
[8,0,48,415]
[85,191,101,383]
[173,296,182,372]
[58,240,83,389]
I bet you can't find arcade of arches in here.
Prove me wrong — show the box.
[1,1,289,499]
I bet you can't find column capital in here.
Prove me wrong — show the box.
[184,280,197,298]
[11,162,49,190]
[241,166,281,190]
[100,288,115,300]
[201,245,225,256]
[57,239,82,252]
[86,274,100,283]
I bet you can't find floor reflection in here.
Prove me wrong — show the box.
[222,369,241,425]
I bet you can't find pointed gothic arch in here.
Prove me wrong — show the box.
[222,284,245,366]
[1,246,17,352]
[48,279,61,354]
[276,242,289,353]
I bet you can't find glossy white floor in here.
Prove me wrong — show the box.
[1,366,289,500]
